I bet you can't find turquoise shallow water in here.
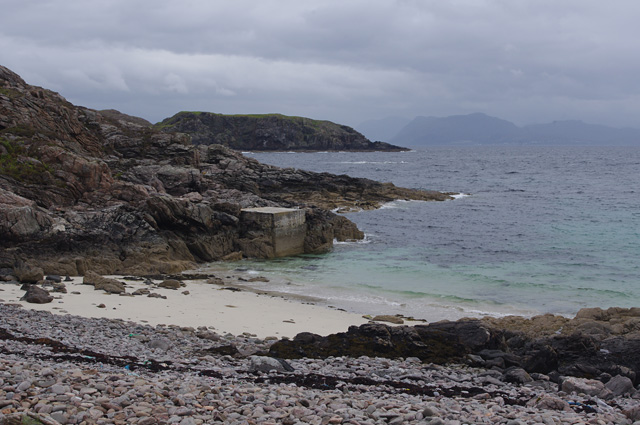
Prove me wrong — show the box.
[202,146,640,320]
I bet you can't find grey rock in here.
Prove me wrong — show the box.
[421,407,437,417]
[50,411,69,424]
[561,376,612,398]
[605,374,635,397]
[503,367,533,384]
[148,338,172,351]
[16,380,31,391]
[249,356,292,373]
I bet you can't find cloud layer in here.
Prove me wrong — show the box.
[2,0,639,127]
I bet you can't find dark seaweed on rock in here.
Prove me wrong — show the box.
[270,307,640,388]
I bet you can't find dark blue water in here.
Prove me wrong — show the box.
[207,147,640,320]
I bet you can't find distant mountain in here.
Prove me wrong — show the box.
[356,116,412,143]
[156,112,408,151]
[390,113,640,146]
[392,113,520,146]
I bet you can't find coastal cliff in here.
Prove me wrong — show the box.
[155,111,408,151]
[0,66,448,275]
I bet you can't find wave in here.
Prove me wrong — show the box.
[333,235,372,245]
[337,161,409,165]
[451,193,471,199]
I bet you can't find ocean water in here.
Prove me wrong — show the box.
[203,146,640,321]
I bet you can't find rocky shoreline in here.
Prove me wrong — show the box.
[1,65,450,276]
[1,302,640,425]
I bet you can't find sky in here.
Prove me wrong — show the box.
[2,0,640,128]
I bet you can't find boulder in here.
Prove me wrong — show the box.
[83,271,126,294]
[526,395,571,411]
[158,279,182,289]
[20,285,53,304]
[503,367,533,384]
[269,320,503,363]
[15,266,44,284]
[605,374,635,397]
[561,377,612,399]
[249,356,294,373]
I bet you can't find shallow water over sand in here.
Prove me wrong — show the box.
[204,146,640,320]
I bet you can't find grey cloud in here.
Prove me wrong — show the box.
[2,1,640,127]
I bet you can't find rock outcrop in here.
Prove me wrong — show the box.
[0,65,449,275]
[269,307,640,388]
[155,112,408,151]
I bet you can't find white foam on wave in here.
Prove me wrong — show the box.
[451,193,471,199]
[337,161,409,165]
[333,234,372,245]
[379,199,420,209]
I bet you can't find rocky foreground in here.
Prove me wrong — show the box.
[1,301,640,425]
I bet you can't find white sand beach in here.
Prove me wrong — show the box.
[0,275,370,339]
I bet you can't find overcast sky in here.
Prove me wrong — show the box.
[2,0,639,128]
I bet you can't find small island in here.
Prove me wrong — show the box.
[155,111,409,152]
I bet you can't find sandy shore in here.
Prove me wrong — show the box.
[0,275,370,338]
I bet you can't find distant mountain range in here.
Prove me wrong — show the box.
[357,113,640,146]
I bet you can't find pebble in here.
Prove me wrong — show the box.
[0,303,636,425]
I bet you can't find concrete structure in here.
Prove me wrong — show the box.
[239,207,306,257]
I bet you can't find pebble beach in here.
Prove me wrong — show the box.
[2,276,640,425]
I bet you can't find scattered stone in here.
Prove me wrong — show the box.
[45,275,62,283]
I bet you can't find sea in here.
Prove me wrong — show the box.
[201,146,640,321]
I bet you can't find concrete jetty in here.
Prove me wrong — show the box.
[239,207,306,257]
